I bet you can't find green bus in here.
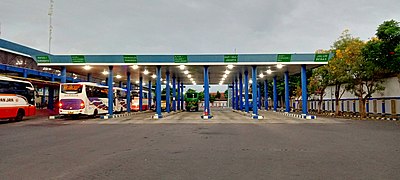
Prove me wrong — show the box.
[185,92,199,112]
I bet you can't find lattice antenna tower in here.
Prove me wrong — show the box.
[48,0,54,53]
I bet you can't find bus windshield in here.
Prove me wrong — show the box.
[187,93,197,98]
[0,79,35,105]
[61,84,83,94]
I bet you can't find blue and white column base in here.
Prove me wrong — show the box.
[251,114,264,120]
[201,115,213,119]
[152,114,163,119]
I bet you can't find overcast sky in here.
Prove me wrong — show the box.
[1,0,399,55]
[1,0,399,92]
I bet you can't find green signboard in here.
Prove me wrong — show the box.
[71,55,85,63]
[224,55,238,63]
[123,55,138,63]
[174,55,188,63]
[277,54,291,62]
[314,53,330,62]
[36,55,50,63]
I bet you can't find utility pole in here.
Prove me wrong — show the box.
[48,0,54,53]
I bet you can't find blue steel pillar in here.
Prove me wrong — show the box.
[172,76,176,111]
[47,75,55,110]
[126,71,131,113]
[203,66,211,118]
[284,71,290,113]
[258,83,262,109]
[231,81,235,109]
[61,66,67,83]
[23,69,28,78]
[48,87,54,110]
[251,66,259,118]
[87,73,92,82]
[148,81,152,111]
[235,78,239,110]
[166,71,171,113]
[301,64,308,115]
[139,76,143,111]
[244,71,249,113]
[41,87,46,108]
[180,82,184,110]
[264,80,268,110]
[107,66,114,115]
[239,73,243,110]
[155,66,162,118]
[273,76,278,112]
[177,79,181,111]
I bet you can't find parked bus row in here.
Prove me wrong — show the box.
[0,76,196,121]
[59,82,153,117]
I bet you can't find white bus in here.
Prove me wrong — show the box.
[59,82,127,117]
[0,76,36,121]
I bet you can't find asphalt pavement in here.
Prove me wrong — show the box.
[1,109,399,180]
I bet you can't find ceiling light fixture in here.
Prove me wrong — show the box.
[116,75,122,79]
[266,69,272,74]
[223,74,228,78]
[132,65,139,70]
[143,69,149,75]
[83,65,91,70]
[184,70,189,74]
[259,74,264,78]
[152,74,157,79]
[225,70,230,74]
[277,64,283,69]
[227,64,234,69]
[179,65,185,70]
[102,71,109,75]
[187,74,192,78]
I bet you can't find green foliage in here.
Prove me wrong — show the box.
[210,95,216,103]
[161,86,173,95]
[215,91,221,99]
[224,89,228,99]
[198,91,204,101]
[367,20,400,73]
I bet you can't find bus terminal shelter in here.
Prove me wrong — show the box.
[0,39,332,119]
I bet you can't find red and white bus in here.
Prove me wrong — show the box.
[0,76,36,121]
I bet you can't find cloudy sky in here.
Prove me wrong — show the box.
[1,0,399,55]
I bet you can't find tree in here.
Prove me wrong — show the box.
[308,65,330,113]
[366,20,400,74]
[215,91,221,100]
[224,89,228,100]
[210,95,216,103]
[346,39,385,118]
[198,91,204,101]
[329,30,355,116]
[161,86,173,95]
